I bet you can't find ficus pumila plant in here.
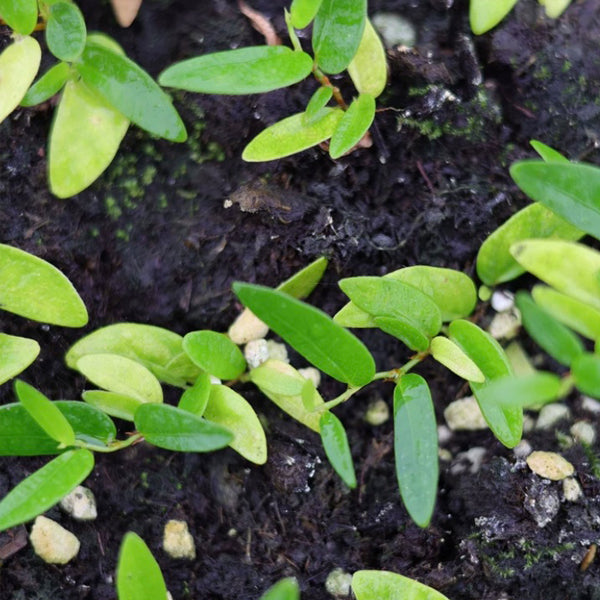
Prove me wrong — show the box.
[0,0,187,198]
[159,0,387,162]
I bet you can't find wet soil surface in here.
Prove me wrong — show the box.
[1,0,600,598]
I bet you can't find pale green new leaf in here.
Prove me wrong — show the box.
[352,570,450,600]
[183,330,246,380]
[430,336,485,382]
[178,372,211,416]
[469,0,518,34]
[320,411,356,488]
[329,93,375,159]
[204,385,267,464]
[21,62,70,107]
[0,0,38,34]
[0,449,94,531]
[159,46,313,95]
[49,79,129,198]
[82,390,145,422]
[278,256,328,299]
[0,36,41,124]
[348,18,387,98]
[0,243,88,326]
[259,578,300,600]
[530,140,569,163]
[0,333,39,385]
[290,0,323,28]
[243,108,343,162]
[477,373,562,409]
[249,361,306,396]
[539,0,571,18]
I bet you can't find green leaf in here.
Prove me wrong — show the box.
[242,108,343,162]
[469,0,518,35]
[82,390,144,422]
[348,18,387,98]
[277,256,328,299]
[476,204,583,286]
[312,0,367,74]
[0,0,38,34]
[532,285,600,341]
[449,320,522,448]
[0,449,94,531]
[290,0,323,28]
[0,36,41,124]
[394,374,438,528]
[233,283,375,386]
[54,401,116,447]
[46,1,86,61]
[178,372,211,416]
[374,316,431,352]
[477,373,562,409]
[515,291,584,366]
[66,323,198,387]
[134,403,233,452]
[204,385,267,464]
[510,161,600,241]
[117,533,168,600]
[249,359,324,431]
[329,93,375,159]
[0,333,39,385]
[430,336,485,382]
[76,354,163,403]
[571,353,600,399]
[305,86,333,121]
[530,140,569,163]
[511,239,600,310]
[319,411,356,488]
[86,32,125,55]
[21,62,70,107]
[539,0,571,18]
[15,380,75,447]
[352,570,450,600]
[182,331,246,380]
[49,79,129,198]
[77,43,187,142]
[159,46,313,95]
[259,577,300,600]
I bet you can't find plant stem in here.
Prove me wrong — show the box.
[312,68,348,109]
[78,432,144,453]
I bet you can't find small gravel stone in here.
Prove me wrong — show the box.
[372,13,416,47]
[298,367,321,388]
[163,520,196,560]
[522,414,536,434]
[437,425,452,445]
[450,447,487,475]
[30,516,80,564]
[228,309,268,345]
[488,310,521,340]
[244,339,269,369]
[491,290,515,313]
[266,340,288,363]
[526,451,575,480]
[570,421,596,445]
[444,396,488,431]
[513,439,533,459]
[438,448,453,462]
[364,398,390,426]
[581,396,600,415]
[535,403,571,430]
[325,568,353,597]
[563,477,583,502]
[60,486,97,521]
[524,479,560,527]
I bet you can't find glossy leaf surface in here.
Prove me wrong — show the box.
[0,243,87,326]
[430,336,485,382]
[477,204,582,286]
[134,403,233,452]
[183,330,246,380]
[243,108,343,161]
[469,0,518,34]
[0,0,38,34]
[117,532,167,600]
[0,449,94,531]
[394,374,438,527]
[511,240,600,310]
[82,390,143,422]
[77,43,186,142]
[515,291,583,366]
[0,36,41,123]
[204,385,267,464]
[15,380,75,447]
[0,333,39,385]
[49,79,129,198]
[571,353,600,398]
[312,0,367,74]
[305,86,332,120]
[278,256,328,299]
[233,283,375,386]
[46,2,86,61]
[374,316,430,352]
[329,93,375,159]
[54,401,116,447]
[477,373,562,409]
[320,411,356,488]
[530,140,568,163]
[76,354,163,403]
[178,372,211,416]
[66,323,198,387]
[352,570,450,600]
[510,161,600,240]
[259,577,300,600]
[348,18,387,97]
[159,46,313,95]
[21,62,70,107]
[290,0,322,28]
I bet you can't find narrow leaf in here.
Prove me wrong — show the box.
[348,18,387,98]
[477,373,562,409]
[305,86,333,120]
[46,2,86,61]
[277,256,328,299]
[249,362,306,396]
[159,46,313,95]
[0,0,38,34]
[430,336,485,382]
[54,401,116,447]
[183,330,246,380]
[469,0,518,35]
[21,62,70,107]
[572,353,600,399]
[329,93,375,159]
[0,449,94,531]
[178,372,212,416]
[233,283,375,386]
[0,333,39,385]
[259,577,300,600]
[530,140,569,163]
[117,533,167,600]
[320,411,356,488]
[394,374,438,528]
[290,0,323,28]
[135,403,233,452]
[352,570,450,600]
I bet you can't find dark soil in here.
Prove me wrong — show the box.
[1,1,600,599]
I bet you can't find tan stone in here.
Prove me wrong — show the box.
[163,520,196,560]
[526,451,575,481]
[30,516,80,564]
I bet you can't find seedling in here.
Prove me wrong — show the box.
[159,0,387,161]
[0,0,187,197]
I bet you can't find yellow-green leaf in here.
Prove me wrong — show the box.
[329,93,375,159]
[82,390,144,421]
[347,18,387,97]
[0,0,38,34]
[0,333,39,385]
[290,0,323,28]
[539,0,571,18]
[352,570,450,600]
[430,336,485,382]
[469,0,518,34]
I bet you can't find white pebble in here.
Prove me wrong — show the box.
[364,398,390,426]
[491,290,515,313]
[563,477,583,502]
[163,520,196,560]
[325,568,353,597]
[581,396,600,415]
[488,310,521,340]
[298,367,321,389]
[266,340,289,363]
[535,403,571,430]
[570,421,596,446]
[522,414,536,434]
[244,339,270,369]
[228,309,268,345]
[526,451,575,481]
[444,396,488,431]
[30,516,80,564]
[60,486,97,521]
[513,439,533,459]
[450,447,487,475]
[437,425,453,445]
[439,448,453,462]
